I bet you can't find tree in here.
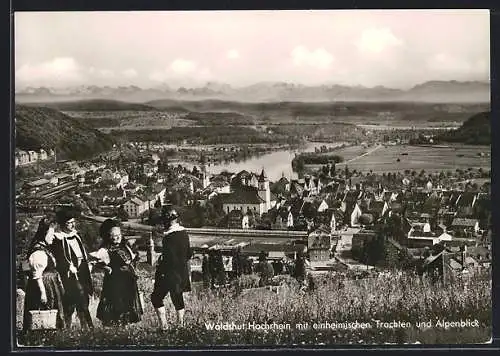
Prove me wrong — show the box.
[74,197,91,215]
[154,198,162,209]
[16,168,27,179]
[359,214,374,226]
[257,213,272,230]
[365,234,386,266]
[146,208,162,226]
[193,202,206,227]
[78,221,101,251]
[117,206,129,221]
[157,160,164,173]
[330,163,336,177]
[292,156,305,175]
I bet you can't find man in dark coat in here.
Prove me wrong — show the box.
[256,251,274,287]
[215,250,226,286]
[293,250,306,284]
[151,206,192,329]
[52,208,94,329]
[201,253,210,288]
[232,247,243,279]
[208,250,218,288]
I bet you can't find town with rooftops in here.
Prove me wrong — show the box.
[15,135,491,284]
[13,9,492,347]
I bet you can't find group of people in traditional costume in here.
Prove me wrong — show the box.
[22,205,192,332]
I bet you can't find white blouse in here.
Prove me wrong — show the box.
[89,248,111,265]
[28,250,48,280]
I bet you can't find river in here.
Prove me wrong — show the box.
[206,142,345,181]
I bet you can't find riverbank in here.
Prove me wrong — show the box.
[205,142,346,181]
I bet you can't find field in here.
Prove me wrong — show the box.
[63,110,196,131]
[44,100,490,151]
[56,100,490,133]
[331,144,491,173]
[16,266,491,348]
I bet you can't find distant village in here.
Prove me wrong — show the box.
[15,148,56,167]
[15,141,491,281]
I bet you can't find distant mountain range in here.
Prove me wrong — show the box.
[15,80,490,104]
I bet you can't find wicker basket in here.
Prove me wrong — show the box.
[28,309,57,330]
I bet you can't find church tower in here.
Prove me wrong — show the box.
[258,168,271,212]
[200,154,210,189]
[202,168,210,189]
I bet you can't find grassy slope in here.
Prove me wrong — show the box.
[16,267,491,347]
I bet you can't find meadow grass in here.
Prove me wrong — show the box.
[334,144,491,173]
[16,267,492,348]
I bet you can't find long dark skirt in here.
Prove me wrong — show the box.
[22,271,65,332]
[96,270,143,326]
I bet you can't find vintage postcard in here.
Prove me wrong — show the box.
[13,10,491,348]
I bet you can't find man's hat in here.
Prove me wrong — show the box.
[161,205,179,223]
[55,206,79,225]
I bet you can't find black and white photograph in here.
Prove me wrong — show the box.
[13,9,492,348]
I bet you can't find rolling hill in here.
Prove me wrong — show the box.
[437,111,490,145]
[15,105,116,160]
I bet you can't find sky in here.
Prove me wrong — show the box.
[14,10,490,89]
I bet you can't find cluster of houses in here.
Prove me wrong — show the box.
[20,160,105,196]
[120,185,166,218]
[191,165,490,274]
[62,162,168,218]
[15,148,55,167]
[16,140,491,281]
[17,150,203,219]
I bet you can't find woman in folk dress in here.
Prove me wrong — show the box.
[92,219,143,326]
[22,217,66,332]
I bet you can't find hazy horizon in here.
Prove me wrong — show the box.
[15,10,490,90]
[15,78,491,92]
